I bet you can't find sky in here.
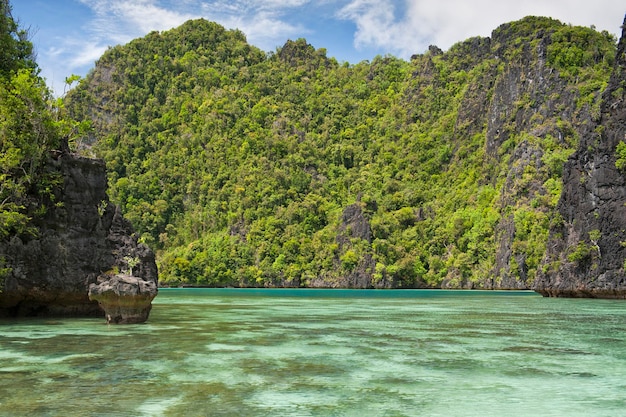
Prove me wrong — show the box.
[10,0,625,95]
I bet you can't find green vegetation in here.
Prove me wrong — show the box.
[0,0,35,77]
[616,141,626,172]
[123,255,140,276]
[0,0,61,289]
[567,241,594,264]
[0,0,62,240]
[64,17,616,288]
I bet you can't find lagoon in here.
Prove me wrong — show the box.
[1,289,626,416]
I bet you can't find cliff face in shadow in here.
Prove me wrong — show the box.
[0,151,157,316]
[535,16,626,298]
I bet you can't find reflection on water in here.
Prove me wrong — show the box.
[1,289,626,416]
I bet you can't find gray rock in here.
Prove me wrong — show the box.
[89,274,157,324]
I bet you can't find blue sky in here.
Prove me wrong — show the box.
[11,0,624,95]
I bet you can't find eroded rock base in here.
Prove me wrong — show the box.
[89,274,157,324]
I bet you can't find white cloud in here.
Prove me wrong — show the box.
[112,1,195,33]
[198,0,312,50]
[338,0,624,59]
[46,40,105,67]
[72,0,316,60]
[338,1,398,46]
[78,0,196,43]
[236,13,308,48]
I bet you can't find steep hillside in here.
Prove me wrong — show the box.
[67,16,619,290]
[536,16,626,297]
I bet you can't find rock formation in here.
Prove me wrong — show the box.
[88,274,157,323]
[0,150,158,318]
[535,15,626,297]
[402,17,608,290]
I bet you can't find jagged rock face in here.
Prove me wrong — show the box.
[305,202,383,288]
[485,30,591,289]
[89,274,157,324]
[402,19,606,290]
[0,153,158,316]
[535,16,626,298]
[335,203,377,288]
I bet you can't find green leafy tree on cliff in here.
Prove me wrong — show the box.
[0,0,63,239]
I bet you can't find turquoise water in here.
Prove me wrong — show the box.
[1,289,626,416]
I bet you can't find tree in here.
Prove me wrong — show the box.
[0,0,62,238]
[0,0,35,77]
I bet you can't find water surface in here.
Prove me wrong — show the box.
[1,289,625,416]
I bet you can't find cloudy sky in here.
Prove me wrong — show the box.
[11,0,624,95]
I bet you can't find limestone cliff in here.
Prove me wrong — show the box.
[0,150,158,316]
[404,17,611,290]
[535,16,626,297]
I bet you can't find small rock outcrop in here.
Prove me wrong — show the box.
[535,15,626,297]
[0,151,158,318]
[88,274,157,324]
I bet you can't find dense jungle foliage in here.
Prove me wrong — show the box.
[0,0,80,285]
[67,16,617,288]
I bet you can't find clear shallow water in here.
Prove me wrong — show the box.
[1,289,626,417]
